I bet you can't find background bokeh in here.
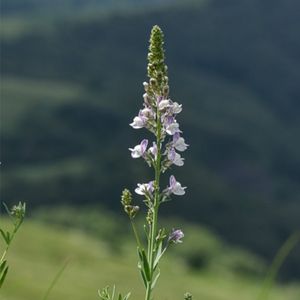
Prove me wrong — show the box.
[1,0,300,299]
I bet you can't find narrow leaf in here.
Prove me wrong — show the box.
[0,229,10,245]
[0,266,9,288]
[139,269,147,288]
[141,249,151,281]
[0,260,7,274]
[151,270,160,290]
[124,292,131,300]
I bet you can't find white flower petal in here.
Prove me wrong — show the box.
[171,102,182,114]
[129,145,143,158]
[158,99,170,110]
[135,184,146,195]
[173,153,184,166]
[166,123,180,135]
[130,116,144,129]
[173,182,186,195]
[174,137,188,152]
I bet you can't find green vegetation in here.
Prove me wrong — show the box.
[0,209,299,300]
[1,0,300,280]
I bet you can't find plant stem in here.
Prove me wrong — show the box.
[145,108,162,300]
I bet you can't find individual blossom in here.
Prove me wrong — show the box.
[167,148,184,166]
[169,101,182,114]
[135,181,154,196]
[129,139,148,158]
[167,175,186,195]
[173,133,188,152]
[164,116,181,135]
[168,228,184,244]
[130,114,145,129]
[158,99,170,111]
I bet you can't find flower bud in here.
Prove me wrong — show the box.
[146,209,153,224]
[143,82,149,91]
[156,71,163,80]
[150,78,157,86]
[121,189,132,207]
[163,85,169,97]
[148,53,153,61]
[125,205,139,219]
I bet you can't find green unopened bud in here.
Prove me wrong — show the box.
[163,85,169,97]
[121,189,132,207]
[143,82,149,92]
[150,78,157,86]
[125,205,139,219]
[156,71,163,81]
[146,209,153,224]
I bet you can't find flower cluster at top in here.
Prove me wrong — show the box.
[128,25,188,200]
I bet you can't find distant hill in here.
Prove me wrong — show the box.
[1,0,300,279]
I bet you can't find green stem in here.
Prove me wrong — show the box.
[145,108,162,300]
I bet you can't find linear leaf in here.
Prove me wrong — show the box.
[139,269,147,288]
[124,292,131,300]
[0,266,9,288]
[0,261,7,274]
[141,249,151,281]
[151,270,160,290]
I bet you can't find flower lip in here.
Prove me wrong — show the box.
[168,175,186,195]
[135,181,154,195]
[129,139,149,158]
[167,148,184,166]
[173,133,189,152]
[130,116,144,129]
[158,99,170,110]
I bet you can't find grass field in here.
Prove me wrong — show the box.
[0,216,299,300]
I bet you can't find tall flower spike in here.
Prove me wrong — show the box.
[119,26,189,300]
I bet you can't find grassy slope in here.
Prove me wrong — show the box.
[0,218,299,300]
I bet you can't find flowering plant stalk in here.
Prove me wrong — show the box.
[99,25,191,300]
[0,202,26,288]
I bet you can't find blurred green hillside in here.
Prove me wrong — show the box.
[1,209,300,300]
[1,0,300,279]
